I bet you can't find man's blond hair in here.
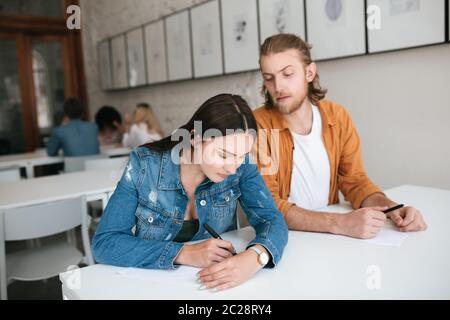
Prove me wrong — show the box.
[259,33,327,107]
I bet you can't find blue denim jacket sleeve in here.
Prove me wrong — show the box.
[46,129,61,156]
[92,151,184,269]
[238,158,288,268]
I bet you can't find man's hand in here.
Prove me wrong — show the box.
[336,206,388,239]
[387,206,427,232]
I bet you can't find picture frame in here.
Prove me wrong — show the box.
[258,0,306,43]
[97,40,113,90]
[367,0,446,53]
[165,10,193,81]
[126,27,146,87]
[305,0,366,60]
[190,0,224,78]
[220,0,260,73]
[144,20,168,84]
[110,35,128,89]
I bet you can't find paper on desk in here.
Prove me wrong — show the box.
[115,265,200,286]
[361,227,409,246]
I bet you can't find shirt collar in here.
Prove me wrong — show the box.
[157,150,212,191]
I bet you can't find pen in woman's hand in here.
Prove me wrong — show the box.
[204,223,237,255]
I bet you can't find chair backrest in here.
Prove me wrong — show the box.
[2,197,85,241]
[64,155,105,173]
[0,167,21,183]
[84,156,129,172]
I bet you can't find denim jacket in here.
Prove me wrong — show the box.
[92,147,288,270]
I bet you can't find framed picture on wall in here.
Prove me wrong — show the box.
[110,35,128,89]
[144,20,168,84]
[258,0,306,43]
[221,0,259,73]
[97,40,112,90]
[190,0,223,78]
[126,27,146,87]
[305,0,366,60]
[367,0,446,53]
[165,10,193,81]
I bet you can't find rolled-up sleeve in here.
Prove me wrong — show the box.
[337,108,383,209]
[92,151,184,269]
[238,158,288,267]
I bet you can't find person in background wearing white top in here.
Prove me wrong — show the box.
[118,103,163,148]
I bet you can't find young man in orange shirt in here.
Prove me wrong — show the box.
[254,34,426,239]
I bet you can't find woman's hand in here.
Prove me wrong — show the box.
[197,247,265,291]
[174,238,235,268]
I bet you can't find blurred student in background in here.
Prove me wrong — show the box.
[95,105,123,147]
[118,103,163,148]
[47,98,99,156]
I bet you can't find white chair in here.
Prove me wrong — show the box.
[84,156,129,172]
[0,166,21,183]
[84,157,129,230]
[64,154,106,173]
[0,196,94,300]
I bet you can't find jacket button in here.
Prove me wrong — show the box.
[225,196,230,202]
[148,216,154,223]
[200,200,207,206]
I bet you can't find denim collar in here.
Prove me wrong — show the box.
[157,150,212,191]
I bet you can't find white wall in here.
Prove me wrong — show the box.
[80,0,450,190]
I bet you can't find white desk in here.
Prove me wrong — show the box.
[0,170,121,210]
[59,185,450,299]
[0,151,63,178]
[100,146,131,158]
[0,147,131,179]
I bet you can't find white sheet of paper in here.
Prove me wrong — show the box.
[362,227,409,246]
[115,265,200,286]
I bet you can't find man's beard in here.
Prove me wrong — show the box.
[274,95,306,115]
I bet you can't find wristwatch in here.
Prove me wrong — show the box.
[248,246,269,267]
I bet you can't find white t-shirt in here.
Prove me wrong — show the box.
[288,105,330,210]
[122,123,162,148]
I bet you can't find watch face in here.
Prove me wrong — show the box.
[260,253,269,266]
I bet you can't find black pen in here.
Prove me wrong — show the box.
[204,223,236,255]
[382,204,404,214]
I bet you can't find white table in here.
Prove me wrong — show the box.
[59,185,450,299]
[0,147,131,179]
[0,151,63,178]
[0,170,121,210]
[100,146,131,158]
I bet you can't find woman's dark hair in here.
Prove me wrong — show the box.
[95,105,122,131]
[144,94,257,152]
